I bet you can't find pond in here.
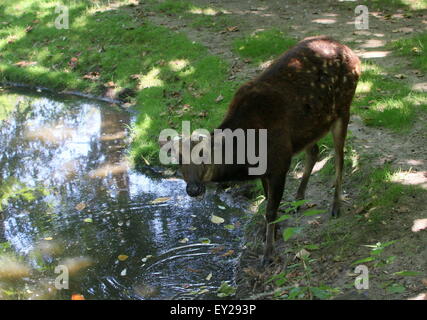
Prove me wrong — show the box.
[0,87,246,300]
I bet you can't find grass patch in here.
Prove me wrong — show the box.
[352,61,426,131]
[0,0,241,167]
[233,29,297,63]
[152,0,230,31]
[360,166,423,224]
[392,32,427,71]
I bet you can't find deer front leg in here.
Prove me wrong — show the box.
[263,173,287,265]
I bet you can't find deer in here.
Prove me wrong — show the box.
[169,36,361,264]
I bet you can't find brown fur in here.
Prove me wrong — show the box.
[178,36,361,263]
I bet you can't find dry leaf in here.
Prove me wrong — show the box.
[222,250,234,257]
[215,94,224,103]
[150,197,171,204]
[295,249,310,259]
[118,254,129,261]
[226,26,239,32]
[75,202,86,211]
[211,215,225,224]
[71,294,85,300]
[178,237,189,244]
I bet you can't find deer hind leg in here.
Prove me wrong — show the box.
[295,143,320,201]
[330,115,349,218]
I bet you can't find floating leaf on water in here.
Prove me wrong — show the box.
[222,250,234,257]
[211,215,225,224]
[83,218,93,223]
[197,288,210,295]
[224,224,235,230]
[189,226,197,231]
[120,268,127,276]
[118,254,129,261]
[150,197,171,204]
[71,294,85,300]
[217,205,226,210]
[75,202,86,211]
[206,273,213,281]
[199,238,211,244]
[179,237,189,244]
[44,237,53,241]
[141,255,153,263]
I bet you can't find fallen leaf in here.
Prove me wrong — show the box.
[215,94,224,103]
[206,273,213,281]
[71,294,85,300]
[226,26,239,32]
[150,197,171,204]
[211,215,225,224]
[25,25,33,33]
[120,268,127,276]
[295,249,310,260]
[179,237,189,244]
[222,250,234,257]
[83,218,93,223]
[82,71,100,81]
[141,255,153,263]
[118,254,129,261]
[44,237,53,241]
[75,202,86,211]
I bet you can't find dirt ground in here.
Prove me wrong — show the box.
[142,0,427,299]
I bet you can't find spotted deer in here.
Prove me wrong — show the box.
[172,36,361,264]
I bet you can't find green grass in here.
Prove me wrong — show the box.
[352,61,426,131]
[233,29,297,63]
[0,0,241,167]
[152,0,230,31]
[392,32,427,72]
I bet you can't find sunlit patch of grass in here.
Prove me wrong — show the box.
[392,32,427,72]
[352,61,425,131]
[0,0,241,167]
[233,29,297,63]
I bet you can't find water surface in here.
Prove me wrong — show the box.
[0,88,244,300]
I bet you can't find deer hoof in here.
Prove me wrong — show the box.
[261,255,274,266]
[331,206,341,218]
